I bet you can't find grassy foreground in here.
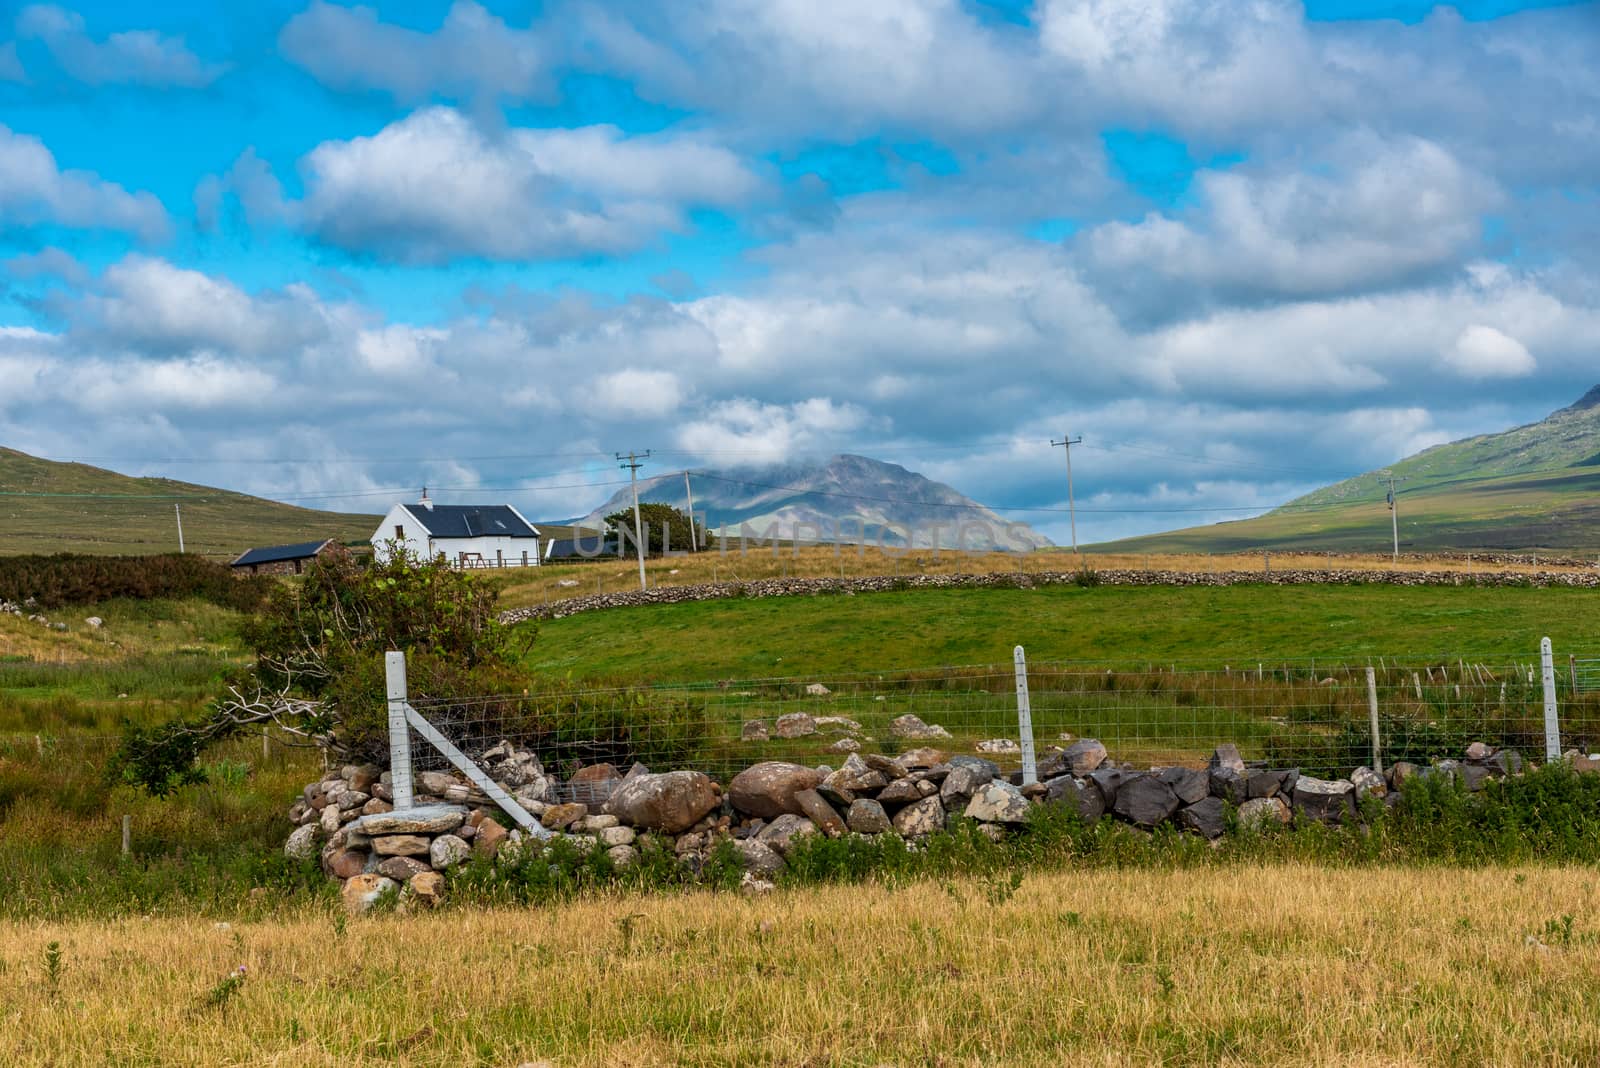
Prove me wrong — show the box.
[4,864,1598,1066]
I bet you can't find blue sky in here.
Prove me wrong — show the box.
[2,0,1598,541]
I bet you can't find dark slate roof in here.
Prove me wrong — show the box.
[403,504,538,539]
[544,535,618,559]
[231,539,335,567]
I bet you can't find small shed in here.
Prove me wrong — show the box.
[231,539,338,576]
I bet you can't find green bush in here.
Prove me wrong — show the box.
[0,553,271,611]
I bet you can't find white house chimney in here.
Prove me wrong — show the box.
[418,485,433,510]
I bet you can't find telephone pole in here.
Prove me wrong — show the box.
[617,450,651,589]
[174,503,185,553]
[1050,432,1083,555]
[1381,473,1407,563]
[683,469,699,552]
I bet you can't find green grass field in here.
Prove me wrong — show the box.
[522,583,1600,682]
[0,447,377,559]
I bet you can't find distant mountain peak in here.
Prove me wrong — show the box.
[1562,385,1600,413]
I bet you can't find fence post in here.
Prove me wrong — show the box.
[1365,666,1383,775]
[1540,637,1561,762]
[1014,645,1036,786]
[386,650,415,811]
[121,814,131,857]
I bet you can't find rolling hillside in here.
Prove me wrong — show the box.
[0,448,379,558]
[582,453,1052,550]
[1093,387,1600,554]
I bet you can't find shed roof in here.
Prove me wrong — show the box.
[231,539,336,567]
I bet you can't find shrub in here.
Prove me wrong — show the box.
[0,553,270,611]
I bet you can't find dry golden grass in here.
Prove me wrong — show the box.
[6,863,1600,1066]
[494,545,1597,611]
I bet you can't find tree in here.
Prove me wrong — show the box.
[605,503,706,555]
[112,546,532,795]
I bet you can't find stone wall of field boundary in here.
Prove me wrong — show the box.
[500,566,1600,624]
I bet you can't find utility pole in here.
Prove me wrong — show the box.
[1050,432,1083,555]
[174,503,185,553]
[1381,473,1407,563]
[683,469,698,552]
[617,450,651,590]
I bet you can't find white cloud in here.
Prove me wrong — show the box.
[4,246,86,285]
[195,148,292,231]
[15,4,226,87]
[0,124,169,241]
[297,107,760,263]
[75,256,334,356]
[279,0,550,106]
[1081,136,1498,309]
[574,0,1037,137]
[1442,324,1536,379]
[677,397,870,464]
[584,369,686,419]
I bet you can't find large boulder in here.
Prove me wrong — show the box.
[1043,776,1105,822]
[1291,776,1356,824]
[757,813,817,856]
[1348,766,1386,798]
[939,765,984,808]
[1177,797,1226,839]
[1089,767,1135,806]
[429,834,471,870]
[566,764,621,806]
[846,799,892,834]
[355,806,466,836]
[728,762,822,819]
[774,712,817,738]
[1062,739,1108,775]
[1237,796,1290,830]
[605,770,720,833]
[892,796,947,837]
[890,714,951,740]
[948,755,1001,782]
[793,788,847,837]
[1111,775,1180,828]
[371,834,431,857]
[731,838,786,878]
[964,781,1031,824]
[1245,770,1287,799]
[876,778,924,808]
[1208,743,1246,775]
[1158,766,1210,805]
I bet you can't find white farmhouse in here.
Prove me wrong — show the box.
[372,493,542,568]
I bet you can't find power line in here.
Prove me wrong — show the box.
[616,450,651,591]
[1050,432,1083,554]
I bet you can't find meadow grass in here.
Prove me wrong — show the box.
[522,583,1600,683]
[3,862,1599,1065]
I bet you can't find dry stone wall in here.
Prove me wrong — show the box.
[500,567,1600,624]
[290,737,1599,912]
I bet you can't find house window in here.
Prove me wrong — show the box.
[394,524,405,540]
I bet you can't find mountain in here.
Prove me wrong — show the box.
[581,454,1051,551]
[1092,387,1600,554]
[0,448,379,558]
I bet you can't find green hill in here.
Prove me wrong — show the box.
[1092,387,1600,554]
[0,448,379,559]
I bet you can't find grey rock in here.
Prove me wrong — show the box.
[774,712,817,738]
[757,813,818,856]
[376,855,431,882]
[284,823,319,861]
[606,844,638,869]
[1177,797,1226,839]
[876,778,923,808]
[1208,743,1246,775]
[1112,775,1180,828]
[1089,767,1136,806]
[892,796,947,837]
[731,838,787,877]
[863,754,908,780]
[963,781,1032,824]
[846,798,892,834]
[1461,764,1493,792]
[728,762,823,819]
[354,805,467,836]
[899,746,949,768]
[604,770,720,833]
[599,825,636,848]
[1486,750,1522,777]
[429,834,471,870]
[1349,766,1387,797]
[1159,766,1210,805]
[1291,776,1356,824]
[1245,770,1286,799]
[741,719,770,741]
[417,771,459,796]
[1465,741,1492,764]
[1237,796,1290,830]
[372,834,431,856]
[1210,766,1248,804]
[1043,775,1105,822]
[948,755,1000,783]
[940,765,982,808]
[794,788,847,837]
[1388,761,1418,789]
[1063,738,1108,775]
[889,714,951,740]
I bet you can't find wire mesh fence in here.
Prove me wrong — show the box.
[403,651,1600,784]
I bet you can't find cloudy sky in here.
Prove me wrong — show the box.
[2,0,1597,543]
